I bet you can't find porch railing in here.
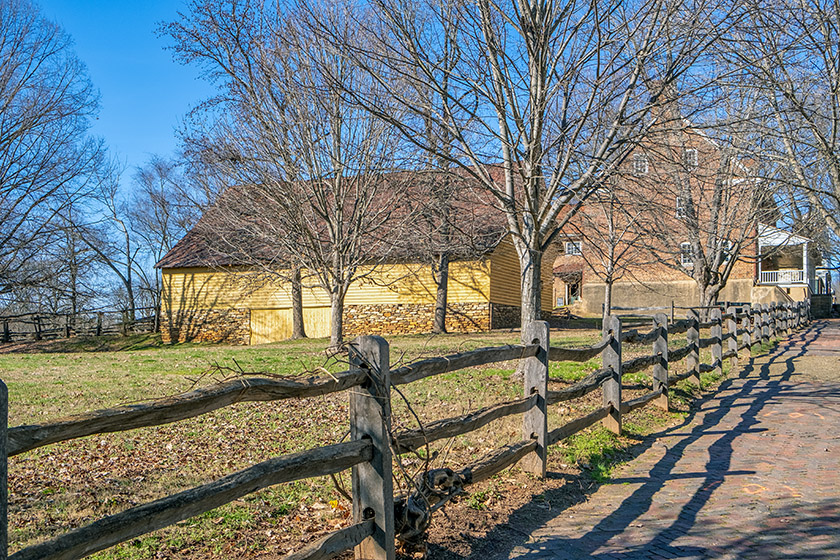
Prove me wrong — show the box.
[759,269,805,284]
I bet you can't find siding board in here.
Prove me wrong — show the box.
[488,237,556,313]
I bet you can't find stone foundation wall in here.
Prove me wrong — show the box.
[162,300,558,345]
[578,278,756,316]
[161,308,251,344]
[489,304,552,329]
[343,303,491,336]
[490,303,520,329]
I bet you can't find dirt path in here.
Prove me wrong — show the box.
[490,319,840,560]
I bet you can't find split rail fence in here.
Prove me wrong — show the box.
[0,308,157,343]
[0,300,811,560]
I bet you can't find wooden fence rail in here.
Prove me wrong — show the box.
[0,308,157,343]
[0,300,810,560]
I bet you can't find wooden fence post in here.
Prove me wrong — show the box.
[741,305,752,357]
[711,308,722,376]
[1,322,8,344]
[652,313,669,411]
[761,304,770,345]
[771,302,778,339]
[348,336,394,560]
[796,301,802,329]
[781,303,787,335]
[65,314,71,338]
[96,312,103,337]
[33,316,41,341]
[602,315,622,435]
[687,309,701,387]
[120,311,128,337]
[727,306,738,369]
[0,379,7,560]
[522,321,549,477]
[787,303,793,334]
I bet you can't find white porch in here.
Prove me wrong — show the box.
[757,225,815,293]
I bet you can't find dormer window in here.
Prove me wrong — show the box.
[565,241,582,256]
[683,148,698,170]
[633,153,649,176]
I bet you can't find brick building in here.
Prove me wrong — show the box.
[553,109,823,315]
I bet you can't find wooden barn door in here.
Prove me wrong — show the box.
[250,307,331,344]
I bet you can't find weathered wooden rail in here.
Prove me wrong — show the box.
[0,300,810,560]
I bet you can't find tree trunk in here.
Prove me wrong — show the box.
[519,247,542,329]
[291,267,307,339]
[433,253,449,334]
[699,284,721,321]
[603,281,613,331]
[329,290,346,349]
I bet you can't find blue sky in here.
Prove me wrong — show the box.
[38,0,215,177]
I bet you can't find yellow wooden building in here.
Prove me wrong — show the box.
[158,234,554,344]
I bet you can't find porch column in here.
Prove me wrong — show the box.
[803,241,809,290]
[757,244,763,283]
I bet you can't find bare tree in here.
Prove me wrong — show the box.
[77,168,142,319]
[308,0,732,330]
[130,156,199,331]
[627,88,777,310]
[0,0,104,296]
[566,178,646,325]
[164,0,408,347]
[735,1,840,242]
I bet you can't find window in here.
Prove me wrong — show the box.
[565,241,582,256]
[676,195,688,218]
[680,242,694,266]
[683,148,698,170]
[633,153,649,175]
[722,240,734,263]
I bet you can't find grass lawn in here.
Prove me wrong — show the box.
[0,324,728,559]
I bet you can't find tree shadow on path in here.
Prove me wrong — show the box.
[458,321,840,560]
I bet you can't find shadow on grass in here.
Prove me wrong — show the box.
[0,333,165,354]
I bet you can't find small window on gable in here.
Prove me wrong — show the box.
[680,242,693,266]
[565,241,582,256]
[676,195,688,218]
[633,153,649,176]
[683,148,698,170]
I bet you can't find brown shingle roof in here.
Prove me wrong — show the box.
[156,170,507,269]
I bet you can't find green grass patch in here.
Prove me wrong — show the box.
[549,358,600,382]
[561,426,623,483]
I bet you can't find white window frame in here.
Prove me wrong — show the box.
[565,241,582,256]
[676,195,688,218]
[683,148,698,170]
[633,153,649,176]
[680,242,694,266]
